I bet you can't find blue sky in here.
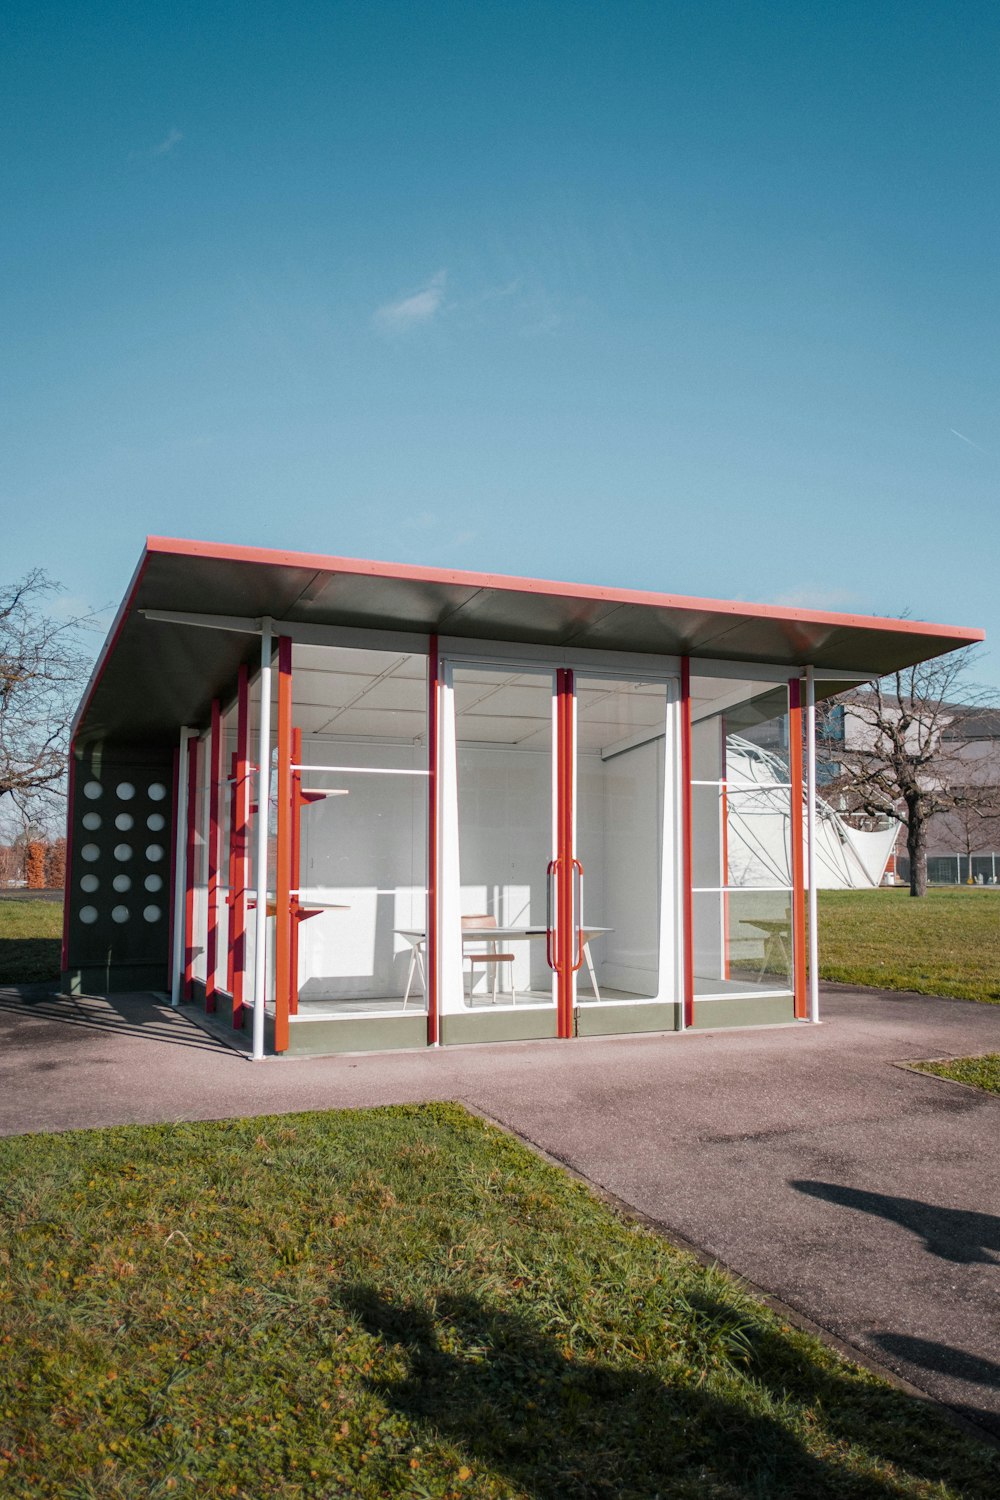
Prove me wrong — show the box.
[2,2,998,684]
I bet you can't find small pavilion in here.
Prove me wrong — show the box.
[63,536,983,1057]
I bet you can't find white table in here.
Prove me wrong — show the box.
[395,925,611,1006]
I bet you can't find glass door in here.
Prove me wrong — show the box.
[438,661,676,1032]
[441,663,560,1014]
[574,674,675,1007]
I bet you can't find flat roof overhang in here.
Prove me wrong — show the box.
[72,536,986,748]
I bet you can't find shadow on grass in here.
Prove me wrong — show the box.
[792,1180,1000,1266]
[346,1285,997,1499]
[0,936,61,985]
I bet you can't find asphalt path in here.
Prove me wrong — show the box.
[1,980,998,1439]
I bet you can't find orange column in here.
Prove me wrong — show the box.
[426,637,440,1045]
[290,727,303,1016]
[555,668,575,1038]
[680,658,695,1028]
[788,677,808,1019]
[205,699,223,1013]
[273,636,293,1053]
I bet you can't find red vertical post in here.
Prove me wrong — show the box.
[273,636,293,1053]
[426,637,439,1045]
[183,734,199,1001]
[167,744,180,991]
[555,668,575,1038]
[788,677,808,1019]
[229,665,250,1028]
[680,658,695,1028]
[226,751,237,997]
[290,726,303,1016]
[205,699,223,1012]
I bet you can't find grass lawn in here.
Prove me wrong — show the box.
[0,897,63,985]
[914,1054,1000,1094]
[818,887,1000,1004]
[1,1106,997,1499]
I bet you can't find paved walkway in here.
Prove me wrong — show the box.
[1,981,998,1438]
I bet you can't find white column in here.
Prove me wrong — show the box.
[252,619,273,1060]
[171,726,194,1007]
[805,667,820,1024]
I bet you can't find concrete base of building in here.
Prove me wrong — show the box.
[439,1009,559,1046]
[693,995,795,1028]
[576,1000,681,1035]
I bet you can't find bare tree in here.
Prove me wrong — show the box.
[0,571,96,834]
[819,647,997,897]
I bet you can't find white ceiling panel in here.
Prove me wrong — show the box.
[315,707,426,740]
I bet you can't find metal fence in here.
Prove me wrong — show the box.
[895,854,1000,886]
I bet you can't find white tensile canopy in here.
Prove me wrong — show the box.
[726,735,897,891]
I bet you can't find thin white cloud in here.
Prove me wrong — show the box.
[129,128,183,162]
[373,271,447,336]
[153,127,183,156]
[950,427,990,456]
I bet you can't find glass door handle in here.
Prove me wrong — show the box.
[571,859,585,971]
[546,859,559,970]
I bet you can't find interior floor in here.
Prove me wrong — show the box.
[285,983,660,1020]
[694,973,792,999]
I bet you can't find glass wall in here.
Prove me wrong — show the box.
[575,676,672,1002]
[284,644,428,1016]
[447,665,555,1009]
[690,675,795,1000]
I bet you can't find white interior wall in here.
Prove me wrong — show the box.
[577,743,663,997]
[454,744,554,997]
[295,739,427,1000]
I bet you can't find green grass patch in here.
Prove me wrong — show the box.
[1,1105,996,1498]
[818,887,1000,1004]
[0,898,62,985]
[914,1054,1000,1094]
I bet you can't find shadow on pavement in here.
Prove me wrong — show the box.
[871,1331,1000,1386]
[870,1332,1000,1437]
[791,1179,1000,1266]
[0,987,237,1057]
[345,1284,997,1498]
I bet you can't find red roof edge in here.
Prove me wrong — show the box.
[145,534,985,644]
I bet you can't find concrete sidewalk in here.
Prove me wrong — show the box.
[1,980,998,1438]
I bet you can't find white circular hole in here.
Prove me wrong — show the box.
[114,843,133,862]
[82,812,101,831]
[80,874,99,894]
[81,843,100,863]
[148,782,167,802]
[145,843,164,862]
[116,781,135,801]
[115,812,134,832]
[146,812,166,832]
[111,904,129,924]
[83,781,102,800]
[143,904,162,923]
[79,905,98,924]
[113,874,131,893]
[144,873,163,893]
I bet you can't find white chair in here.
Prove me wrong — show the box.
[462,914,517,1005]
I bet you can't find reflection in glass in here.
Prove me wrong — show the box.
[690,676,794,1000]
